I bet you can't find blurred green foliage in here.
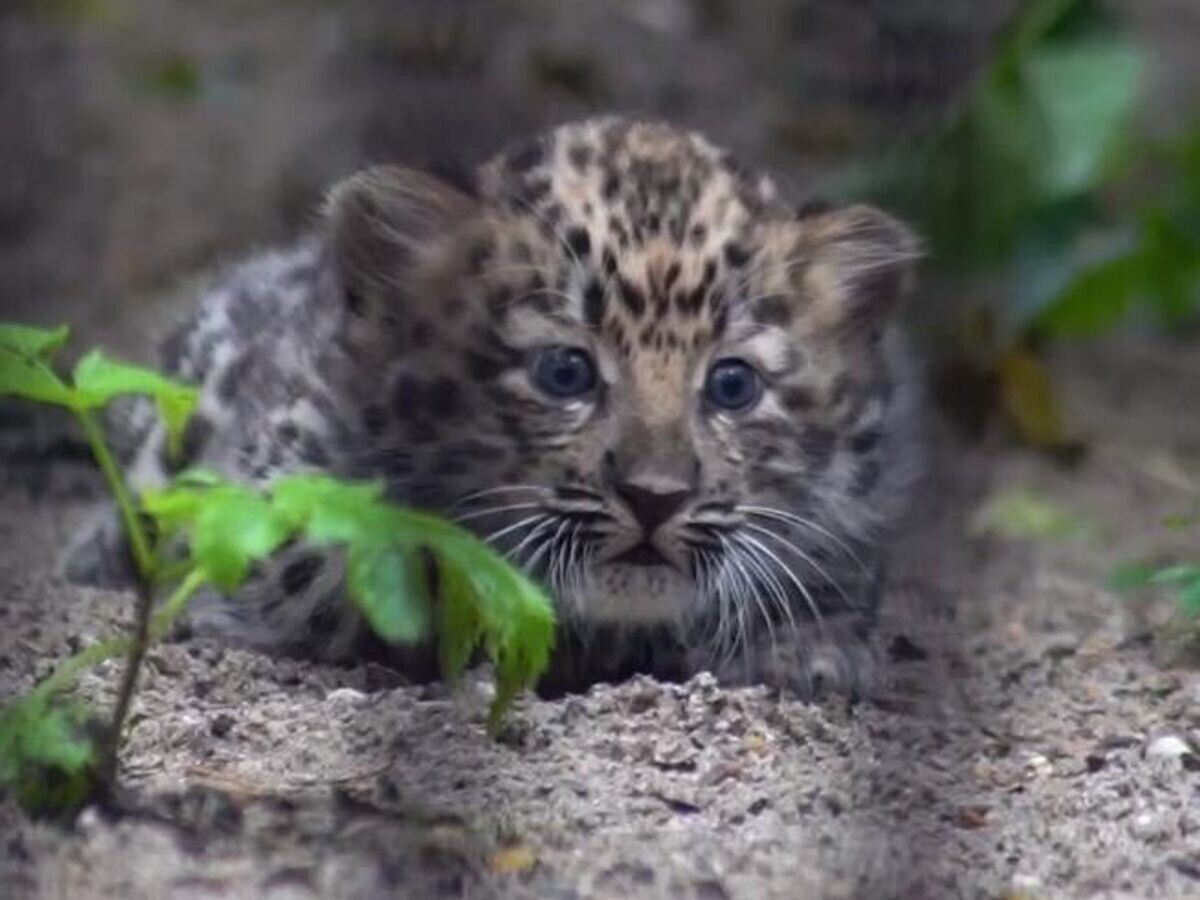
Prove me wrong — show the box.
[870,0,1198,342]
[853,0,1198,452]
[0,696,99,819]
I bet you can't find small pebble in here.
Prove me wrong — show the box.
[1145,735,1192,760]
[324,687,367,706]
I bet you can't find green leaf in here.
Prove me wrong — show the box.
[419,521,555,729]
[1023,39,1141,198]
[864,0,1142,279]
[72,350,199,459]
[0,347,76,406]
[1179,579,1200,617]
[0,694,99,817]
[191,487,294,591]
[144,481,294,591]
[148,471,555,725]
[346,541,428,643]
[1035,249,1142,335]
[1149,565,1200,587]
[0,323,70,359]
[1108,562,1158,592]
[140,486,206,534]
[972,488,1093,541]
[270,474,386,542]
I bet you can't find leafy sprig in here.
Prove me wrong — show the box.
[0,322,556,817]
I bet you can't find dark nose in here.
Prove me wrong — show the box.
[614,479,690,533]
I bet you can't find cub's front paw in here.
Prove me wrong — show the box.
[716,614,879,702]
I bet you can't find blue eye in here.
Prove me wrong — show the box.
[531,346,597,398]
[704,358,762,411]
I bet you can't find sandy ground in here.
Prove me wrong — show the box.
[1,339,1199,900]
[3,3,1200,898]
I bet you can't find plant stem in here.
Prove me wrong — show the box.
[75,408,154,582]
[97,568,207,785]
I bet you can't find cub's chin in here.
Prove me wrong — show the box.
[566,561,696,626]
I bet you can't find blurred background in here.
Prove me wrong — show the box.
[2,6,1200,893]
[1,0,1198,502]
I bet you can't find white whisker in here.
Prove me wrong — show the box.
[743,521,854,611]
[739,505,867,575]
[482,514,548,548]
[453,502,544,524]
[734,531,825,633]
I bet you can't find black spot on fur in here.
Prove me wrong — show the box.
[467,239,494,275]
[601,247,618,276]
[798,426,836,471]
[298,432,330,466]
[752,294,792,327]
[515,178,550,206]
[344,288,366,317]
[688,223,707,247]
[607,217,629,248]
[277,421,299,443]
[723,242,750,269]
[158,323,191,375]
[850,427,882,454]
[584,279,606,325]
[602,173,620,200]
[664,261,681,291]
[406,419,439,445]
[362,405,387,437]
[617,277,646,317]
[280,554,323,596]
[677,284,706,316]
[428,377,462,417]
[507,139,545,173]
[781,387,816,412]
[568,143,592,170]
[565,226,591,260]
[391,374,423,420]
[850,458,881,496]
[217,353,255,402]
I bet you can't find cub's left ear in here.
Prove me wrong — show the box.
[796,205,920,336]
[324,165,479,305]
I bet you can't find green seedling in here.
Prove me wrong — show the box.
[0,322,555,818]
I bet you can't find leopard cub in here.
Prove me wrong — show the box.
[70,117,923,699]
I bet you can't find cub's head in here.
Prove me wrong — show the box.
[326,118,919,639]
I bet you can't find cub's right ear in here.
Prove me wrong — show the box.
[324,166,479,306]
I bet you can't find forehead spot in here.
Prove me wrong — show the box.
[583,279,606,326]
[565,226,592,260]
[723,242,750,268]
[618,276,646,318]
[751,294,792,328]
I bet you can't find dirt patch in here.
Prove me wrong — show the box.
[2,341,1199,899]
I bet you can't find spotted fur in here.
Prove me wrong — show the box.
[68,118,923,700]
